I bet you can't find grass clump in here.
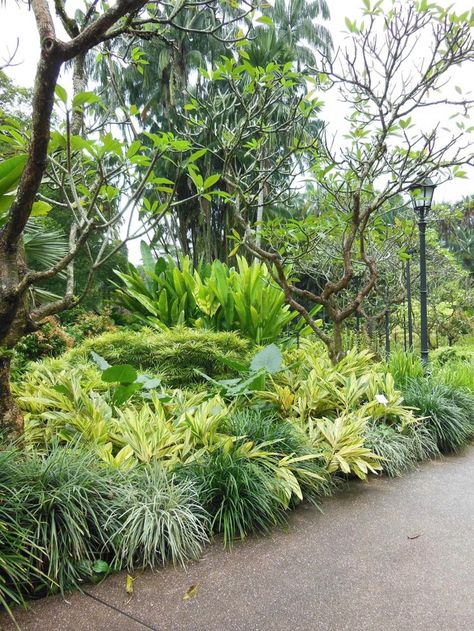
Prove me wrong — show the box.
[178,446,288,546]
[433,359,474,394]
[106,464,209,569]
[385,348,424,388]
[225,408,332,502]
[402,379,474,453]
[363,422,419,477]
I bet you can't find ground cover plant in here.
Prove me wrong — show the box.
[3,326,474,621]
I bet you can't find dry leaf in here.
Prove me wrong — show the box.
[183,584,198,600]
[407,533,422,540]
[126,574,135,595]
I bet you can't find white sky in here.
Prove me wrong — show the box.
[1,0,473,262]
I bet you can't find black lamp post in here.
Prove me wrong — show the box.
[408,176,437,365]
[405,248,416,350]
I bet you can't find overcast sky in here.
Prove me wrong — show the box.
[1,0,473,261]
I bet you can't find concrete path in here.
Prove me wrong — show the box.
[2,449,474,631]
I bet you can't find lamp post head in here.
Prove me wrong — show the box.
[408,176,437,218]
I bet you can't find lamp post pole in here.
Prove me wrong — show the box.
[408,176,437,366]
[418,211,429,365]
[405,254,414,350]
[384,307,390,359]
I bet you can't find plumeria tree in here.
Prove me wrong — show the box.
[235,0,474,361]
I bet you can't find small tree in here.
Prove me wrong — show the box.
[235,0,474,361]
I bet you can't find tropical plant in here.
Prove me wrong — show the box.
[114,253,199,329]
[402,379,474,452]
[115,252,296,344]
[302,413,383,480]
[199,344,285,398]
[225,408,332,502]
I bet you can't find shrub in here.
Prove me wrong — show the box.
[106,464,209,569]
[179,446,288,546]
[69,327,252,386]
[60,306,116,342]
[402,379,474,453]
[431,345,474,366]
[12,316,74,374]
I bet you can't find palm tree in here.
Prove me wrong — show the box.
[270,0,332,67]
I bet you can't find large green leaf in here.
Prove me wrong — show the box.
[250,344,283,374]
[102,365,137,384]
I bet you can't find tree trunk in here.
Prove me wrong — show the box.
[329,322,345,364]
[0,355,23,435]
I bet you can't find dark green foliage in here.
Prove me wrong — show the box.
[178,448,287,546]
[225,408,332,502]
[404,422,440,462]
[70,327,252,386]
[13,447,116,593]
[0,448,42,617]
[0,445,210,611]
[402,379,474,453]
[59,307,116,342]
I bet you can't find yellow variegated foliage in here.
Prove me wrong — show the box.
[306,414,383,480]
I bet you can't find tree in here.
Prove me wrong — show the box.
[0,0,255,434]
[235,0,474,362]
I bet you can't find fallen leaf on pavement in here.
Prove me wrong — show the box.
[407,534,422,540]
[183,585,198,600]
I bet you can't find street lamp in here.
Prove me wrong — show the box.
[405,247,416,350]
[408,176,437,365]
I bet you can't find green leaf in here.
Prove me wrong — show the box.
[102,364,137,384]
[31,200,52,217]
[140,241,155,274]
[112,382,142,405]
[92,560,110,574]
[256,15,273,25]
[250,344,283,374]
[55,84,68,105]
[187,149,207,164]
[90,351,111,370]
[72,91,101,107]
[0,154,27,197]
[204,174,220,189]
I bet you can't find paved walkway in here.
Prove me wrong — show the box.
[2,449,474,631]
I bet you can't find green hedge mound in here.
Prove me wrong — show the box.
[68,326,252,387]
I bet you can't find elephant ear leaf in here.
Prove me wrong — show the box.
[250,344,283,374]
